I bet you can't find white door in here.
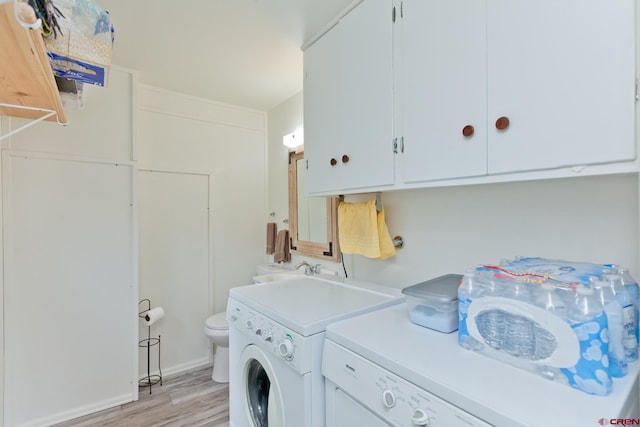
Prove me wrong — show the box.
[138,170,210,375]
[3,154,135,426]
[487,0,636,173]
[333,389,390,427]
[304,0,394,195]
[399,0,487,183]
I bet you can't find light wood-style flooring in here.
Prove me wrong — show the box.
[54,366,229,427]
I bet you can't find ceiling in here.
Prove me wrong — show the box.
[97,0,354,111]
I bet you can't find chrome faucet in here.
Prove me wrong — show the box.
[295,261,321,276]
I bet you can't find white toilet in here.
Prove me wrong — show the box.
[203,267,277,382]
[204,312,229,383]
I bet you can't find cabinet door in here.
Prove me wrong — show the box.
[4,155,135,426]
[400,0,488,183]
[487,0,636,174]
[304,0,394,195]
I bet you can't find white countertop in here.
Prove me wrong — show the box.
[325,304,640,427]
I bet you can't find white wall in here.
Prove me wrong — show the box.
[1,67,138,426]
[269,91,640,286]
[137,171,210,377]
[137,85,267,376]
[266,92,302,241]
[344,174,639,287]
[0,72,269,425]
[2,68,134,160]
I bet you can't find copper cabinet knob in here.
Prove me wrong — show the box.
[330,158,337,166]
[462,125,475,137]
[341,155,350,164]
[495,116,510,130]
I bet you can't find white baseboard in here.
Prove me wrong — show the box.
[14,393,132,427]
[139,356,211,380]
[14,358,212,427]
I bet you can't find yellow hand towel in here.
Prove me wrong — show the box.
[338,200,396,259]
[376,208,396,260]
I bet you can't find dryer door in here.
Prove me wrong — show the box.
[241,344,285,427]
[333,388,389,426]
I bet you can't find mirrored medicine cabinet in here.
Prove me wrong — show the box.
[288,150,340,261]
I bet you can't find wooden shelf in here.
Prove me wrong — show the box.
[0,1,67,125]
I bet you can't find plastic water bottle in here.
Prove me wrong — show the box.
[593,279,627,377]
[476,279,505,350]
[605,273,636,363]
[533,284,567,381]
[533,284,566,358]
[504,281,531,301]
[617,267,639,360]
[534,284,568,320]
[458,269,483,299]
[568,285,603,324]
[458,269,484,351]
[503,282,535,359]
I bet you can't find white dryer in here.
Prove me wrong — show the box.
[227,275,402,427]
[323,304,640,427]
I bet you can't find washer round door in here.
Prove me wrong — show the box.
[241,345,285,427]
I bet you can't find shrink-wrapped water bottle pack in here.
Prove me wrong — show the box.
[457,257,639,396]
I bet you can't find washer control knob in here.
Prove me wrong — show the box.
[245,319,254,329]
[255,327,263,336]
[382,389,396,408]
[278,340,294,360]
[264,333,273,343]
[411,408,430,426]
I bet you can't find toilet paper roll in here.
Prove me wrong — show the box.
[143,307,165,326]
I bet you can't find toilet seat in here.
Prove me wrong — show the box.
[205,312,228,331]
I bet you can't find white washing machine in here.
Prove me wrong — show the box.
[227,275,402,427]
[323,304,640,427]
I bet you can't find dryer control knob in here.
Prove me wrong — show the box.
[255,327,263,336]
[245,319,254,329]
[278,340,294,360]
[382,389,396,408]
[411,408,431,426]
[264,333,273,343]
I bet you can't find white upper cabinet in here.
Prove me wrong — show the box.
[303,0,394,195]
[399,0,488,183]
[486,0,636,174]
[401,0,636,183]
[303,0,637,195]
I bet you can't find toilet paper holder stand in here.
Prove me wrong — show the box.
[138,299,162,394]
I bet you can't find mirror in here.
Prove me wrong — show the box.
[288,151,340,261]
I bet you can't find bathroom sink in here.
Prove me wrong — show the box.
[255,264,291,275]
[253,270,305,283]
